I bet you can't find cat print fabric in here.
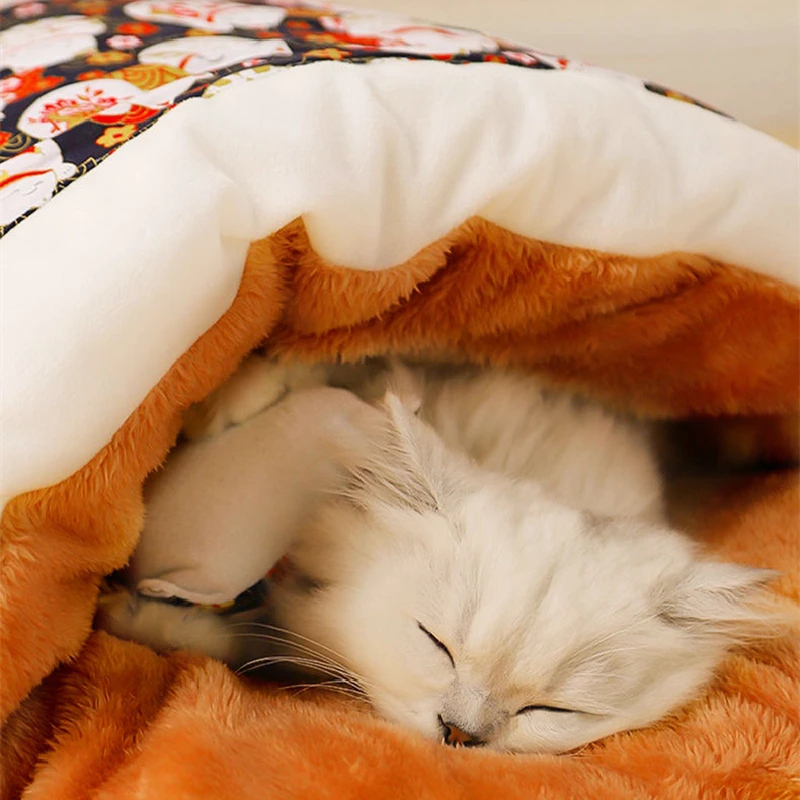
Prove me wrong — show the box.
[0,0,729,236]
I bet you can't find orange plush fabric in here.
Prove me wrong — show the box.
[1,219,798,799]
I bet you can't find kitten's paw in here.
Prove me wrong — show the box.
[96,585,237,663]
[95,585,140,638]
[183,356,327,440]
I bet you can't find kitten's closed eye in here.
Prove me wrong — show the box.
[417,622,455,667]
[516,704,578,715]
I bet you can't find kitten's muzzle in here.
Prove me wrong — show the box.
[438,716,484,748]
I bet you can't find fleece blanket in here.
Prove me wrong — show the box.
[1,2,798,798]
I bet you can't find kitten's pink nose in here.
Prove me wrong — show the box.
[440,718,482,747]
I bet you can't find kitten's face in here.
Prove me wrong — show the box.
[270,399,774,753]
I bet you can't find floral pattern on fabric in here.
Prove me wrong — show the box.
[0,0,731,236]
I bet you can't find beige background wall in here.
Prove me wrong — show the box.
[342,0,799,144]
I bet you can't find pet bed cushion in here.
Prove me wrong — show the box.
[1,2,798,798]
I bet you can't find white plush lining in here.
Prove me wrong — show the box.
[1,58,798,506]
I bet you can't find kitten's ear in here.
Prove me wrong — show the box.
[342,392,458,514]
[658,561,781,640]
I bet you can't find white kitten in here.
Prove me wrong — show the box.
[99,357,780,753]
[267,392,777,752]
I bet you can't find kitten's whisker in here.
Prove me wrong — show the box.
[229,621,357,670]
[281,678,362,692]
[235,654,367,694]
[223,629,344,665]
[225,624,378,692]
[236,653,353,679]
[226,631,369,687]
[194,625,354,679]
[228,630,351,671]
[279,681,367,701]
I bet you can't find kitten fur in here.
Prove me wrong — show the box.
[98,357,780,753]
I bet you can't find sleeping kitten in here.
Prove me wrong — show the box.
[98,357,781,753]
